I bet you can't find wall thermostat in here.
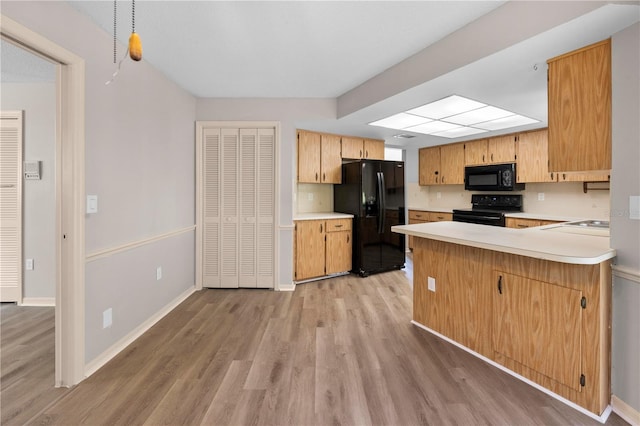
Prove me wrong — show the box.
[24,161,42,180]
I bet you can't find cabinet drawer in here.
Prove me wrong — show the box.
[409,210,429,221]
[428,212,452,222]
[325,218,352,232]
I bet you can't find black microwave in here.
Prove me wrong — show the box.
[464,163,525,191]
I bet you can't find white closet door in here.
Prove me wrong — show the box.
[0,111,23,302]
[201,125,274,289]
[256,128,274,287]
[220,129,239,288]
[203,128,221,287]
[239,129,257,287]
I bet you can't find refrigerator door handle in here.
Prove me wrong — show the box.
[377,171,386,234]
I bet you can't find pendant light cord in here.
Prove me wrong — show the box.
[132,0,136,33]
[113,0,117,63]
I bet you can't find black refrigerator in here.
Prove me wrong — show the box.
[334,160,405,277]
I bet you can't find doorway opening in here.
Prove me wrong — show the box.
[1,14,85,387]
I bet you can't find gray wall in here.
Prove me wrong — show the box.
[611,22,640,413]
[1,1,197,365]
[1,82,56,301]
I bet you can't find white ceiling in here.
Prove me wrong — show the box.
[4,1,639,148]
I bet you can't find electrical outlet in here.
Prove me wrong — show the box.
[25,258,34,270]
[538,192,545,201]
[428,276,436,292]
[103,308,112,329]
[436,192,441,199]
[156,267,162,281]
[307,193,314,201]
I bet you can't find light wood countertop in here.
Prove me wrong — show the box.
[392,221,615,265]
[294,212,354,221]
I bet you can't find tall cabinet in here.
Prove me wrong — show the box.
[202,127,275,288]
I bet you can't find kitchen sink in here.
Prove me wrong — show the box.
[542,219,610,237]
[564,219,610,228]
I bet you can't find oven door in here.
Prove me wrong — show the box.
[452,211,506,227]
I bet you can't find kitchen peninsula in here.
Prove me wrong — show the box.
[392,221,615,420]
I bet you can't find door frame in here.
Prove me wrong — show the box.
[195,121,281,290]
[1,15,86,387]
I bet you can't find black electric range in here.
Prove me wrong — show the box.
[452,194,523,227]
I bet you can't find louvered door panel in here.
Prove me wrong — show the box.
[220,129,239,287]
[203,129,221,287]
[256,128,274,287]
[0,112,23,302]
[239,129,257,287]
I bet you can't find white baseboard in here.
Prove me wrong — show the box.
[84,286,196,378]
[277,282,296,291]
[20,297,55,307]
[612,395,640,426]
[411,320,612,424]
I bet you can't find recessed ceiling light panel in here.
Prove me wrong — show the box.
[407,95,486,119]
[474,115,538,131]
[444,106,514,126]
[368,94,539,139]
[369,112,430,130]
[433,127,488,138]
[406,120,461,134]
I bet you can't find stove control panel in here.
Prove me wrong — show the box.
[471,194,523,211]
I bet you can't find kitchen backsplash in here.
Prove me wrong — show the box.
[408,181,611,220]
[296,183,334,213]
[297,181,611,220]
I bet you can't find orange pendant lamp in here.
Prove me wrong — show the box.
[128,0,142,61]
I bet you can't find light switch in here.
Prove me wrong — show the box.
[103,308,112,329]
[25,258,34,270]
[630,196,640,220]
[87,195,98,214]
[428,276,436,292]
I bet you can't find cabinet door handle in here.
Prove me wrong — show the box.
[498,275,503,294]
[320,224,323,233]
[335,224,343,228]
[323,172,326,181]
[491,153,494,162]
[315,172,318,181]
[360,150,362,157]
[365,150,369,158]
[551,172,554,180]
[347,235,350,243]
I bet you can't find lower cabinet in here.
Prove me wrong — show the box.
[326,220,352,275]
[506,217,563,229]
[408,210,452,249]
[412,238,611,416]
[294,218,352,281]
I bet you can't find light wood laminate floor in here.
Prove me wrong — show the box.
[1,264,629,425]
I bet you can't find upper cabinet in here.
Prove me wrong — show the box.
[488,135,517,164]
[464,135,516,166]
[516,129,555,183]
[419,144,464,185]
[341,136,364,159]
[419,146,440,185]
[439,144,465,184]
[463,139,488,166]
[547,39,611,172]
[321,134,342,184]
[342,136,385,160]
[297,130,321,183]
[364,139,385,160]
[298,130,385,184]
[297,130,341,184]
